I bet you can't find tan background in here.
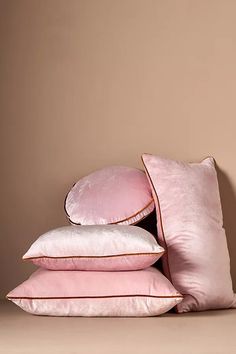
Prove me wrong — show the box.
[1,0,236,298]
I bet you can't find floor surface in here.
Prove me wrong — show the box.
[0,301,236,354]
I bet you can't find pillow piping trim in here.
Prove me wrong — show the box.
[23,251,165,260]
[64,196,155,225]
[141,155,173,283]
[7,294,183,300]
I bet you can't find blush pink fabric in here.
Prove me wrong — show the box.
[7,267,183,317]
[23,225,164,271]
[64,166,154,225]
[142,154,236,312]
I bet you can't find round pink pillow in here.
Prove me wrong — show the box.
[64,166,154,225]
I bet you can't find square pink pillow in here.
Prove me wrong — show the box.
[142,154,236,312]
[22,225,164,271]
[7,267,183,317]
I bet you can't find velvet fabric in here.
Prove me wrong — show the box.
[7,267,183,317]
[23,225,164,271]
[142,154,236,312]
[64,166,154,225]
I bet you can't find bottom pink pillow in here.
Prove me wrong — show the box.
[7,267,183,317]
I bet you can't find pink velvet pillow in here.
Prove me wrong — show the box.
[64,166,154,225]
[142,154,236,312]
[7,267,183,316]
[23,225,164,271]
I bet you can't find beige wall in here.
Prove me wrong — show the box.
[1,0,236,298]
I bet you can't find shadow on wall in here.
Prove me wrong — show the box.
[136,210,157,237]
[216,166,236,291]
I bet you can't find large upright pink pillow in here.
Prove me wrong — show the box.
[142,154,236,312]
[65,166,154,225]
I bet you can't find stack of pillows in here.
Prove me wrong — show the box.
[7,154,236,316]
